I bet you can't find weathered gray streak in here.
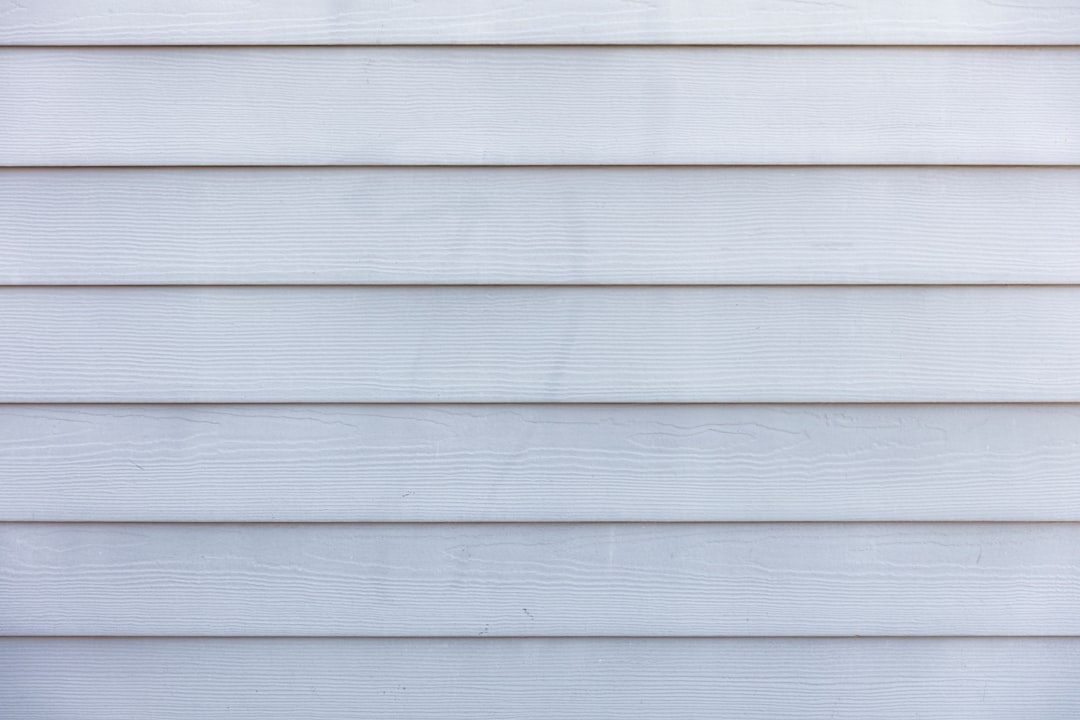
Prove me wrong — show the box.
[6,404,1080,522]
[7,167,1080,285]
[3,48,1079,165]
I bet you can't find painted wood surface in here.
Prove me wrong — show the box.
[3,0,1080,45]
[7,167,1080,285]
[4,286,1080,402]
[5,4,1079,719]
[5,522,1080,636]
[6,404,1080,522]
[4,638,1079,719]
[4,48,1079,166]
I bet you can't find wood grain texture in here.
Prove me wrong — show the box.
[4,523,1080,636]
[3,0,1080,45]
[3,286,1080,402]
[7,404,1080,522]
[3,47,1079,166]
[8,167,1080,285]
[4,638,1080,719]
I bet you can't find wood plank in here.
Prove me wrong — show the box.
[3,0,1080,45]
[4,523,1080,636]
[3,48,1078,166]
[4,638,1079,719]
[8,167,1080,285]
[2,286,1080,402]
[7,404,1080,522]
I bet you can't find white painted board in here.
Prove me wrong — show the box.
[6,404,1080,521]
[3,48,1079,165]
[4,523,1080,636]
[4,638,1079,719]
[3,286,1080,402]
[2,0,1079,45]
[7,167,1080,284]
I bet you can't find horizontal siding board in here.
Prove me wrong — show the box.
[3,48,1079,166]
[6,404,1080,522]
[3,286,1080,402]
[4,523,1080,636]
[3,0,1080,45]
[8,167,1080,285]
[4,638,1079,719]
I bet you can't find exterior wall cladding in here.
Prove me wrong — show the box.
[2,2,1080,717]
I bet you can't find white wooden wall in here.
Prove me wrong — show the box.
[3,2,1080,717]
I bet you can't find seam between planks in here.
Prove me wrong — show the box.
[6,165,1080,170]
[6,635,1080,640]
[4,520,1080,525]
[5,401,1080,406]
[5,164,1080,169]
[6,634,1080,643]
[4,283,1080,289]
[5,44,1080,50]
